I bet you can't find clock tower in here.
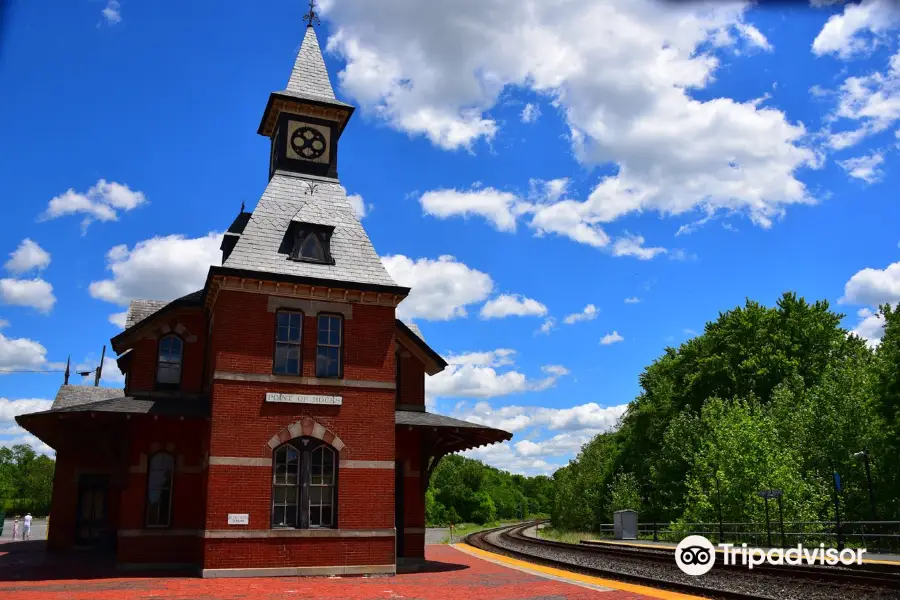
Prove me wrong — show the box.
[258,15,354,180]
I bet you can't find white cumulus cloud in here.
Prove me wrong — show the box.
[600,331,624,345]
[811,0,900,59]
[838,152,885,183]
[841,260,900,305]
[480,294,548,319]
[4,239,50,274]
[426,349,567,400]
[0,278,56,313]
[383,255,494,320]
[89,233,222,310]
[0,331,50,373]
[39,179,146,233]
[323,0,814,232]
[563,304,599,325]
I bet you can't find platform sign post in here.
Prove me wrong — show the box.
[757,490,782,548]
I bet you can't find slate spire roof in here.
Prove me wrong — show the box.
[221,24,402,292]
[277,24,352,108]
[221,173,402,290]
[287,26,335,101]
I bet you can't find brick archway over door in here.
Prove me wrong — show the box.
[266,417,348,459]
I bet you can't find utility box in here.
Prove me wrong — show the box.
[613,510,637,540]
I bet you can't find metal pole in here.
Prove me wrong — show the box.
[764,497,772,548]
[777,495,786,548]
[863,450,877,521]
[831,466,844,551]
[714,475,724,544]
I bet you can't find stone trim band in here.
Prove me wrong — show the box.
[213,371,395,389]
[207,456,394,469]
[118,528,395,539]
[201,564,396,578]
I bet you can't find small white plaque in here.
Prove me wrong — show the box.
[265,393,343,406]
[228,514,249,526]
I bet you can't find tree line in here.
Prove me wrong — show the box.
[0,444,55,516]
[426,453,553,525]
[551,292,900,532]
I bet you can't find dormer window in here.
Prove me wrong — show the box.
[299,233,326,262]
[285,223,334,265]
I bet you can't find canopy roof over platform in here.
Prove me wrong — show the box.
[16,385,209,453]
[395,409,512,490]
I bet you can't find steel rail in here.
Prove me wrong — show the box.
[466,522,770,600]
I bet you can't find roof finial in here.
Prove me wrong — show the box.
[240,200,246,213]
[303,0,320,28]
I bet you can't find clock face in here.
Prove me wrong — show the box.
[290,126,327,159]
[285,120,331,164]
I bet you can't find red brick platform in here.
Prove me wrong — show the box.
[0,542,657,599]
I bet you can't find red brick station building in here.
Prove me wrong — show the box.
[16,22,511,577]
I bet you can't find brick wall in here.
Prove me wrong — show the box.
[210,290,396,382]
[202,289,398,570]
[397,353,425,408]
[126,308,207,394]
[47,446,119,551]
[396,428,425,558]
[203,537,395,569]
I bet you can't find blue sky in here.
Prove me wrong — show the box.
[1,0,899,474]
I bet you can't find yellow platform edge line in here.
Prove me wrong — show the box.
[453,542,704,600]
[585,540,900,567]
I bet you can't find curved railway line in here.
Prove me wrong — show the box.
[465,521,900,600]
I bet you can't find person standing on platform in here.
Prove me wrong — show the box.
[11,516,19,541]
[22,513,32,540]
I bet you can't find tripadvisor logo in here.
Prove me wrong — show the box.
[675,535,868,575]
[675,535,716,575]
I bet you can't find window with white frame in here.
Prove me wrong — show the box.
[272,438,337,528]
[316,314,342,378]
[274,310,303,375]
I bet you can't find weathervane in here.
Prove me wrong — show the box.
[303,0,320,28]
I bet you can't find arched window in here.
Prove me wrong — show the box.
[146,452,174,527]
[157,335,183,386]
[299,233,326,262]
[272,438,337,529]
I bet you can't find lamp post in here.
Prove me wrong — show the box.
[852,448,877,521]
[812,457,844,551]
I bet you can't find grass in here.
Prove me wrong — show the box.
[536,524,602,544]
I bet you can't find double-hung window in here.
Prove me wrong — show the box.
[316,315,342,378]
[146,452,174,527]
[272,438,337,528]
[274,311,303,375]
[157,335,183,387]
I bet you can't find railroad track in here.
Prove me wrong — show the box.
[465,521,900,600]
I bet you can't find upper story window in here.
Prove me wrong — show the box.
[274,310,303,376]
[272,438,337,529]
[288,223,334,265]
[316,315,342,378]
[156,335,183,387]
[146,452,174,527]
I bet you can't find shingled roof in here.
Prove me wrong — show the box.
[279,26,351,108]
[122,290,204,331]
[51,385,125,410]
[222,172,402,290]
